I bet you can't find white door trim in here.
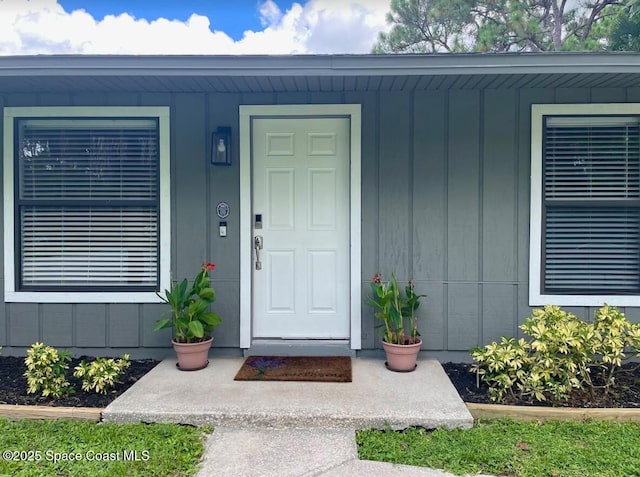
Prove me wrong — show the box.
[239,104,361,349]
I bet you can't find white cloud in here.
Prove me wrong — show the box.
[300,0,391,54]
[0,0,391,55]
[259,0,283,28]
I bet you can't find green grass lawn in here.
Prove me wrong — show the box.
[356,419,640,477]
[0,418,210,477]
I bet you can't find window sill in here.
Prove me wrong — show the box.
[4,291,164,304]
[529,292,640,307]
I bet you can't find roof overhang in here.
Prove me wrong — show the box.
[1,52,639,93]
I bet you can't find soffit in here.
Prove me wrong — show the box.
[0,54,639,94]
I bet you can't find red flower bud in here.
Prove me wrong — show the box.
[201,262,215,273]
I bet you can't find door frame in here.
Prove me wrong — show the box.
[239,104,362,350]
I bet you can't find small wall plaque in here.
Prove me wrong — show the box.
[216,201,230,219]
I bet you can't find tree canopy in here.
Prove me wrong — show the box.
[374,0,640,53]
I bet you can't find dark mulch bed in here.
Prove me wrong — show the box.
[443,362,640,408]
[4,356,639,409]
[0,356,159,408]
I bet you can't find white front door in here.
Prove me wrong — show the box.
[251,117,350,339]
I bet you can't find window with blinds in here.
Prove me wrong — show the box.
[15,118,160,290]
[542,115,640,294]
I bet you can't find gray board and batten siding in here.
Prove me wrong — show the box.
[2,69,640,358]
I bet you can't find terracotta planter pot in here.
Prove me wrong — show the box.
[382,338,422,372]
[172,337,213,371]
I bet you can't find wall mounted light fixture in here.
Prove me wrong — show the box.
[211,127,231,166]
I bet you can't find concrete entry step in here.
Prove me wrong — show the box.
[102,358,473,430]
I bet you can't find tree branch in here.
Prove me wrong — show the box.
[579,1,617,42]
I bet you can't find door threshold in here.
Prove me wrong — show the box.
[244,339,354,357]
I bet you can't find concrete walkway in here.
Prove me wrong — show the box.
[196,427,494,477]
[103,358,487,476]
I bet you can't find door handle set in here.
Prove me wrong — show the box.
[254,235,263,270]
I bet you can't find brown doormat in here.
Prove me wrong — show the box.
[234,356,351,382]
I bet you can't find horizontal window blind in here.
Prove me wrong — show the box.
[19,120,157,200]
[21,208,157,287]
[544,208,639,292]
[16,118,160,290]
[543,116,640,294]
[544,117,640,200]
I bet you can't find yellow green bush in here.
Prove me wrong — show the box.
[24,342,73,398]
[472,305,640,404]
[73,355,131,394]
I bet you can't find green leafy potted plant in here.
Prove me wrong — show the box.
[367,273,425,372]
[154,262,222,370]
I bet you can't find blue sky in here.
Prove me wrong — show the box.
[0,0,391,55]
[57,0,283,41]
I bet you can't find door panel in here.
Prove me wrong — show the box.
[266,169,294,230]
[252,117,350,339]
[308,169,336,230]
[308,250,337,312]
[266,250,295,313]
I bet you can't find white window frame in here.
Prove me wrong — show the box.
[3,106,171,303]
[529,103,640,306]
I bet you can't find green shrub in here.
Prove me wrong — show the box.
[471,336,531,402]
[519,305,596,402]
[24,342,73,398]
[591,304,640,392]
[472,304,640,404]
[73,355,131,394]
